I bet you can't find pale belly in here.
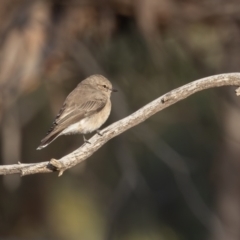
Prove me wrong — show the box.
[61,101,111,135]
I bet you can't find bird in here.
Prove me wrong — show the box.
[37,74,116,150]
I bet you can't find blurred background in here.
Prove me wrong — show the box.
[0,0,240,239]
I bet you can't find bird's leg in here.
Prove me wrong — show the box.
[83,135,91,144]
[96,129,103,136]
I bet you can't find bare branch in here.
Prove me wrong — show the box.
[1,73,240,176]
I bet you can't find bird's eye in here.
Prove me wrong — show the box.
[103,85,107,88]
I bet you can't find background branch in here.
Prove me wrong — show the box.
[1,73,240,176]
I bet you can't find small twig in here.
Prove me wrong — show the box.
[0,73,240,176]
[49,158,65,177]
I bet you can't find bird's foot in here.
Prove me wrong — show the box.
[96,130,103,136]
[83,135,91,144]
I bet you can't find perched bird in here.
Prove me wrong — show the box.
[37,74,116,150]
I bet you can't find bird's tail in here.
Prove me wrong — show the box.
[37,130,62,150]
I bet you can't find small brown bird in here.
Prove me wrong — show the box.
[37,74,116,150]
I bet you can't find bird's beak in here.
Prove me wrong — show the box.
[111,88,118,92]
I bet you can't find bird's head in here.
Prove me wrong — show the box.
[82,74,117,96]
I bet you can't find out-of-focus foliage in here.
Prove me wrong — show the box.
[1,0,240,239]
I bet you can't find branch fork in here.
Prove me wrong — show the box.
[49,158,66,177]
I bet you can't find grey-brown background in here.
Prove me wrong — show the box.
[0,0,240,240]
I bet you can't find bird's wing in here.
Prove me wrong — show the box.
[37,88,108,149]
[56,85,107,121]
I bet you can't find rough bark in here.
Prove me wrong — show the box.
[0,73,240,176]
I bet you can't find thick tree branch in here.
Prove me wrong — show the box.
[1,73,240,176]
